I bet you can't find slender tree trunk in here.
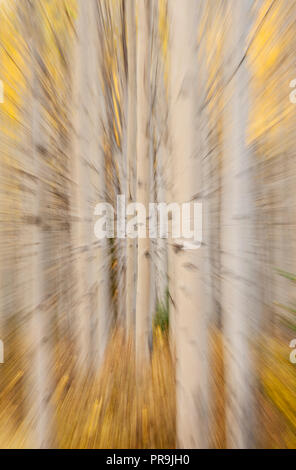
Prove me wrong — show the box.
[135,0,151,366]
[25,0,55,448]
[125,0,137,335]
[169,0,208,448]
[221,0,258,448]
[72,0,95,370]
[90,0,110,368]
[155,140,168,309]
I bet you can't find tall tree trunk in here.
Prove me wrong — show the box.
[25,0,55,448]
[135,0,151,366]
[155,140,168,309]
[125,0,137,335]
[169,0,208,448]
[71,0,95,370]
[221,0,258,448]
[90,0,110,367]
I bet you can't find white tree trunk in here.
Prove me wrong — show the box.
[135,0,151,366]
[71,0,95,370]
[90,0,110,367]
[25,0,55,447]
[169,0,208,448]
[125,0,137,335]
[221,0,258,448]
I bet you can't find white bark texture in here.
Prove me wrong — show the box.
[169,0,208,449]
[135,0,151,366]
[221,0,259,449]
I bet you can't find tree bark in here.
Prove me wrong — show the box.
[221,0,258,448]
[125,0,137,335]
[169,0,208,448]
[135,0,151,366]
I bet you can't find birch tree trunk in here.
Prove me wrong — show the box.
[125,0,137,334]
[221,0,259,448]
[71,0,94,370]
[155,140,168,309]
[169,0,208,448]
[90,0,110,367]
[152,0,168,315]
[24,0,55,448]
[135,0,151,366]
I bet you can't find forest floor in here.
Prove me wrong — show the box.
[0,327,176,448]
[1,326,296,448]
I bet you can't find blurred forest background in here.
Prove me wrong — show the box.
[1,0,296,449]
